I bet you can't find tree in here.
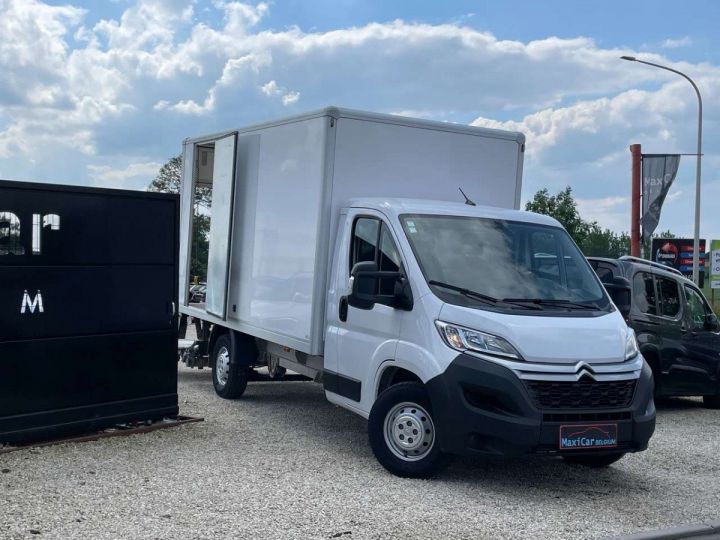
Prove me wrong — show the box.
[148,155,210,280]
[148,155,212,208]
[526,186,636,258]
[525,186,591,247]
[583,225,631,258]
[148,155,182,194]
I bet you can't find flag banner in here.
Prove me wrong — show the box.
[641,154,680,243]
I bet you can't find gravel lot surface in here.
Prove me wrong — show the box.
[1,366,719,540]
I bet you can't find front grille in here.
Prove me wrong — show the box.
[524,379,636,409]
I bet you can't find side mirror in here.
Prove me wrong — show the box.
[347,261,413,311]
[705,313,720,332]
[604,276,632,319]
[348,262,379,310]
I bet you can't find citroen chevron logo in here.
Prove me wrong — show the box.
[574,362,597,381]
[577,369,596,381]
[21,290,44,314]
[575,361,596,374]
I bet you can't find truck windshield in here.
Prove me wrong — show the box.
[401,214,610,312]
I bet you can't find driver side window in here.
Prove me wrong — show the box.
[350,217,402,297]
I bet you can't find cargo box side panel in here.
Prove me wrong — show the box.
[227,117,328,352]
[330,117,522,213]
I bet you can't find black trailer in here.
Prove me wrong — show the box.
[0,179,179,444]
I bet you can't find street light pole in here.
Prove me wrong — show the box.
[621,55,703,285]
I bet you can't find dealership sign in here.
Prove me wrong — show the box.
[652,238,706,287]
[711,240,720,289]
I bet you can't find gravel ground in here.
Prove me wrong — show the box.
[1,367,719,540]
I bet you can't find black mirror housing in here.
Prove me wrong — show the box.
[348,262,379,310]
[347,261,413,311]
[705,313,720,332]
[605,276,632,319]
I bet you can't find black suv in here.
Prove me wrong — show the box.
[588,256,720,408]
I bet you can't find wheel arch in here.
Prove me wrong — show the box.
[208,323,229,360]
[376,364,424,398]
[640,346,661,372]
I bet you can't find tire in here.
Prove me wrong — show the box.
[267,365,287,381]
[703,393,720,409]
[211,334,248,399]
[266,354,287,380]
[562,453,626,468]
[368,382,449,478]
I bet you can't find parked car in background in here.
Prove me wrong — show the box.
[588,256,720,408]
[189,283,206,304]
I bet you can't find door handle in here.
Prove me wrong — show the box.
[339,296,348,322]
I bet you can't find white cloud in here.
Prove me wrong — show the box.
[260,80,281,96]
[87,161,162,189]
[576,196,630,231]
[281,90,300,106]
[661,37,692,49]
[259,79,300,106]
[0,1,719,240]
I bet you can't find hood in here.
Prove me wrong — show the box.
[438,303,628,364]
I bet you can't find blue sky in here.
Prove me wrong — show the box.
[3,0,720,239]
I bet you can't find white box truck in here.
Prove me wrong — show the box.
[178,107,655,477]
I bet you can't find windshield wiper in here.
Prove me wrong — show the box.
[428,281,539,310]
[502,298,599,310]
[428,280,499,305]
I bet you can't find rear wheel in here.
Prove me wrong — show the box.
[368,382,448,478]
[267,355,287,380]
[562,453,625,468]
[211,334,248,399]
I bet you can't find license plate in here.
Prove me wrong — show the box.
[559,423,618,450]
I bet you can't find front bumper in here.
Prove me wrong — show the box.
[425,354,656,458]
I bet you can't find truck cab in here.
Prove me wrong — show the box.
[318,200,655,476]
[588,256,720,408]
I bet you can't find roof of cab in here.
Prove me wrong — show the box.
[347,198,562,228]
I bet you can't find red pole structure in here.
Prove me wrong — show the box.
[630,144,642,257]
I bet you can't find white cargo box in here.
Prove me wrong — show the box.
[179,107,525,355]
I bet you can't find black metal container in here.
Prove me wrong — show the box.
[0,179,179,444]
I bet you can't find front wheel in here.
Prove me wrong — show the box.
[562,453,626,468]
[368,382,449,478]
[211,334,248,399]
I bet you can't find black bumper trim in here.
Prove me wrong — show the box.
[425,354,656,458]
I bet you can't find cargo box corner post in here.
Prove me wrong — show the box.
[0,180,180,444]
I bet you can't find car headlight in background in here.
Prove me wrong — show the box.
[435,321,522,360]
[625,327,639,360]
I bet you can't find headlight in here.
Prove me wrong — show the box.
[625,328,639,360]
[435,321,522,360]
